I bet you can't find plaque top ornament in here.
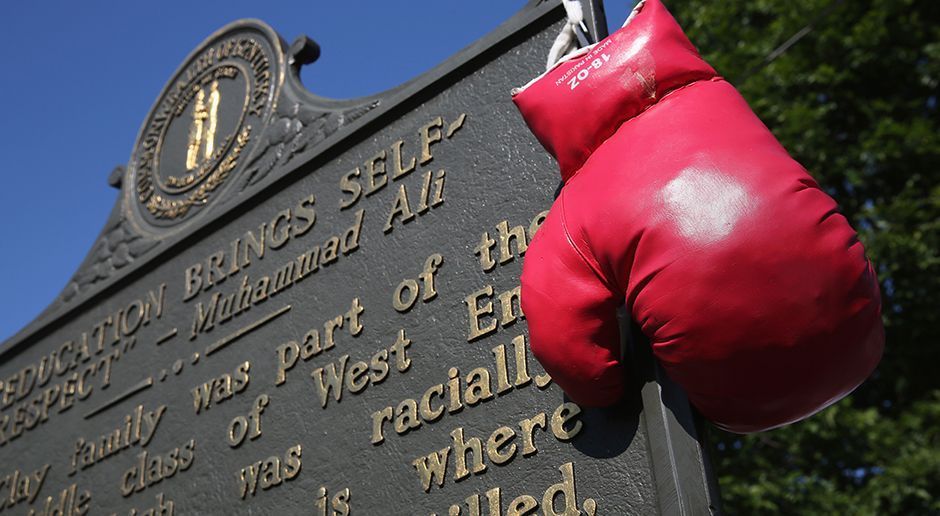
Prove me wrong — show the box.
[124,20,285,234]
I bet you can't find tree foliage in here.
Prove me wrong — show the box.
[666,0,940,513]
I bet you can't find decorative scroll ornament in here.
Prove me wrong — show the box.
[240,99,379,190]
[124,21,285,234]
[61,212,160,303]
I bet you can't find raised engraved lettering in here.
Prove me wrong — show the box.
[384,184,415,233]
[465,285,525,342]
[391,138,416,179]
[419,117,443,165]
[227,394,269,447]
[411,402,581,491]
[115,493,175,516]
[236,444,301,499]
[276,298,365,386]
[313,486,351,516]
[474,211,548,274]
[190,211,362,340]
[338,115,462,211]
[364,150,388,196]
[393,254,443,312]
[26,483,91,516]
[339,167,362,209]
[370,334,549,445]
[310,330,411,408]
[0,464,50,510]
[120,439,195,497]
[191,362,250,414]
[465,286,497,342]
[69,404,167,475]
[181,193,319,301]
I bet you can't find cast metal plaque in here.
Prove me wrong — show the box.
[0,3,718,514]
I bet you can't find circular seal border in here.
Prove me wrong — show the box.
[124,19,286,237]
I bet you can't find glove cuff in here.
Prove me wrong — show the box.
[512,0,717,182]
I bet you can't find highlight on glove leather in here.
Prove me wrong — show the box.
[511,0,884,433]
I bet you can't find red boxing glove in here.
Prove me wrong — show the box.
[512,0,884,433]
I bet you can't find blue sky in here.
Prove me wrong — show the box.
[0,1,635,342]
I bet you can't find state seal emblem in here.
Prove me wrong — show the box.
[125,21,284,233]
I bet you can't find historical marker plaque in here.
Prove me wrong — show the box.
[0,3,718,515]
